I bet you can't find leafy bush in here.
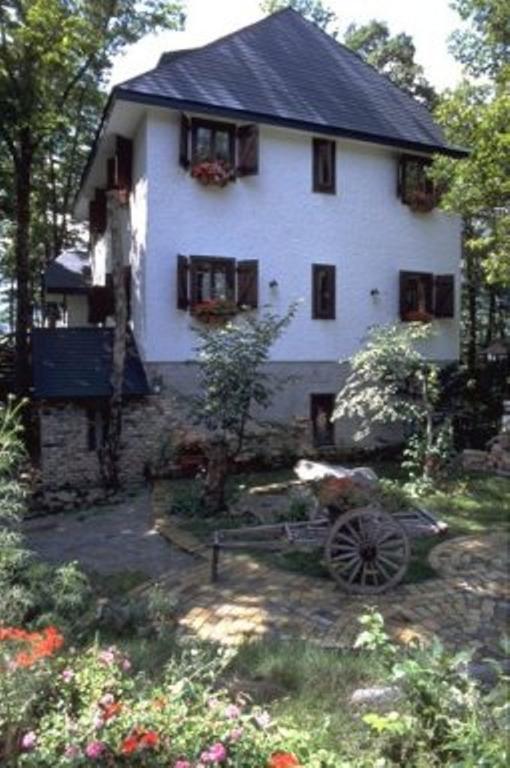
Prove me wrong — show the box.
[0,400,92,631]
[0,633,339,766]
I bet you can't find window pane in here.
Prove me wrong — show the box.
[212,268,227,299]
[214,131,230,163]
[197,268,212,302]
[196,127,212,161]
[319,143,332,187]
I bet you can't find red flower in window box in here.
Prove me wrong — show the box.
[268,752,302,768]
[408,189,437,213]
[193,299,239,323]
[402,309,433,323]
[191,160,235,187]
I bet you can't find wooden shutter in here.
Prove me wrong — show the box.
[237,124,259,176]
[177,255,189,309]
[397,155,406,200]
[89,190,107,235]
[237,260,259,308]
[225,259,236,301]
[434,274,455,318]
[88,285,114,324]
[179,114,190,168]
[107,157,116,190]
[312,264,336,319]
[116,137,132,192]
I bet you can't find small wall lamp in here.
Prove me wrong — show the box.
[269,279,279,288]
[370,288,380,298]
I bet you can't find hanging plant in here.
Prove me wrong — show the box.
[190,160,235,187]
[408,188,437,213]
[403,309,434,323]
[193,299,239,324]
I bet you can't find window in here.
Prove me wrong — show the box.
[177,256,258,309]
[86,408,107,452]
[313,138,336,194]
[399,271,455,320]
[398,155,436,212]
[191,119,236,166]
[311,394,335,447]
[312,264,336,319]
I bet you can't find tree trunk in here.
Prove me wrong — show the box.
[202,436,229,515]
[100,193,128,490]
[14,131,33,395]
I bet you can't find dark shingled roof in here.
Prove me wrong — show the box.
[32,328,150,400]
[45,250,91,294]
[116,9,465,157]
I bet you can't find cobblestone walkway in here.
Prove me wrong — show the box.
[155,519,509,655]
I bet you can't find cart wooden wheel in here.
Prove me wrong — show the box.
[325,506,410,594]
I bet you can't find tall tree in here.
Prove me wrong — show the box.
[344,21,437,109]
[260,0,338,35]
[431,0,510,368]
[0,1,185,394]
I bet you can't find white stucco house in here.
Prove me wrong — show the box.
[34,9,467,489]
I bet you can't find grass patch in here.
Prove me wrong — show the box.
[424,473,510,534]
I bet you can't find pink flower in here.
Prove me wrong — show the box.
[62,668,74,683]
[64,745,81,759]
[224,703,241,720]
[228,727,244,743]
[201,742,227,763]
[20,731,37,751]
[121,657,131,671]
[99,693,114,707]
[85,740,106,759]
[174,761,192,768]
[98,649,115,666]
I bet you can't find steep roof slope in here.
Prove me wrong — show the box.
[32,328,150,399]
[115,9,462,156]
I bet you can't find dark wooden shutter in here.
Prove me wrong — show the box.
[177,255,189,309]
[397,155,406,200]
[124,266,132,319]
[116,137,132,192]
[237,124,259,176]
[434,274,455,318]
[107,157,116,190]
[312,264,336,319]
[179,114,190,168]
[88,285,114,324]
[225,259,236,301]
[237,260,259,308]
[89,190,107,235]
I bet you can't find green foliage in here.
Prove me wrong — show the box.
[191,306,296,450]
[260,0,338,35]
[402,420,456,495]
[449,0,510,82]
[344,20,437,108]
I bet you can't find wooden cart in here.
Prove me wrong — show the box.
[211,504,445,595]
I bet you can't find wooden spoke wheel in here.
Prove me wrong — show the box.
[325,506,410,594]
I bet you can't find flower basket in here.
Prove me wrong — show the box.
[408,189,436,213]
[190,160,235,187]
[403,309,433,323]
[193,299,239,324]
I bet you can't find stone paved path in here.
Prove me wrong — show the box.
[154,519,509,656]
[25,490,195,579]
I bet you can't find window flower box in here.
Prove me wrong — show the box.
[193,299,239,324]
[402,309,433,323]
[190,160,235,187]
[408,189,437,213]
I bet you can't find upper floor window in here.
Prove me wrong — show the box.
[191,119,236,166]
[312,264,336,319]
[313,138,336,194]
[398,155,437,212]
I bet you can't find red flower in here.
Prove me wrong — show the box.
[139,731,159,749]
[102,701,122,721]
[268,753,301,768]
[0,626,64,668]
[121,735,139,755]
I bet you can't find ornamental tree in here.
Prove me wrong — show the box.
[191,305,296,514]
[333,323,452,487]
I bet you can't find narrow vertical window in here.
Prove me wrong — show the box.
[311,394,335,447]
[312,264,336,319]
[313,138,336,194]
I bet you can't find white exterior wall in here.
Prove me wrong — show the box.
[129,117,149,358]
[143,108,461,364]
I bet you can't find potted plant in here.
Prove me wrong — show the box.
[403,309,433,322]
[408,188,436,213]
[190,160,235,187]
[193,299,239,324]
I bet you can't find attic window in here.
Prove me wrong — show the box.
[398,155,437,212]
[191,119,235,166]
[313,139,336,194]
